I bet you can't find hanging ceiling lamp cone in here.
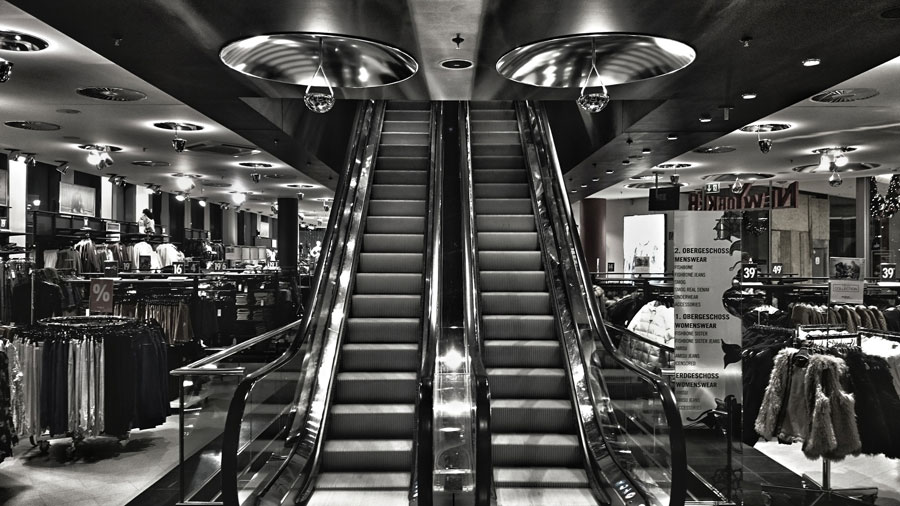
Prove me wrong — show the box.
[577,38,610,113]
[829,170,842,187]
[304,38,335,113]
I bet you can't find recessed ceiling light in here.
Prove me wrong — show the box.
[605,169,614,174]
[655,163,692,169]
[739,123,791,133]
[440,58,473,69]
[621,159,630,165]
[132,160,170,167]
[580,184,588,188]
[741,92,757,100]
[699,113,712,123]
[77,87,147,102]
[667,133,678,141]
[592,177,600,182]
[0,30,49,52]
[802,58,821,67]
[63,135,81,141]
[702,173,774,182]
[153,121,204,131]
[693,146,736,154]
[170,172,204,179]
[5,120,60,131]
[78,144,122,152]
[641,147,652,154]
[238,162,273,168]
[570,189,577,193]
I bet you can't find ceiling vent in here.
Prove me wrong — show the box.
[792,162,879,173]
[76,87,148,102]
[624,182,686,189]
[186,141,260,157]
[200,181,233,188]
[702,173,774,182]
[5,120,60,131]
[132,160,170,167]
[811,88,879,103]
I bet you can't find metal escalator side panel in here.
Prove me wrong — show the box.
[515,100,687,506]
[219,99,387,506]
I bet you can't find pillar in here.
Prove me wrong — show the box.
[581,198,607,272]
[277,197,299,275]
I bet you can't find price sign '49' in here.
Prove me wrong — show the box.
[89,278,115,314]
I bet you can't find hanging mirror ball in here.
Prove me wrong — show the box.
[304,92,335,113]
[576,91,610,113]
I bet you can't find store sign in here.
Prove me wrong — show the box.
[172,262,184,275]
[771,263,784,275]
[830,256,865,304]
[740,263,759,281]
[687,181,798,211]
[880,263,896,280]
[704,183,720,193]
[673,211,743,422]
[89,278,114,314]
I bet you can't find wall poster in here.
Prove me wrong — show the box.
[59,182,96,217]
[673,211,743,422]
[623,214,665,274]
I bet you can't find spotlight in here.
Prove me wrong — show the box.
[271,204,278,214]
[667,133,678,141]
[0,58,13,83]
[7,150,21,162]
[699,113,712,123]
[297,192,304,200]
[175,193,186,202]
[172,136,187,152]
[231,192,246,205]
[23,153,35,165]
[55,161,70,175]
[32,198,41,207]
[758,138,773,154]
[834,154,848,168]
[670,174,680,185]
[108,174,118,184]
[86,150,101,165]
[100,151,114,166]
[175,176,194,191]
[221,203,230,210]
[198,197,207,207]
[250,173,261,184]
[829,170,842,187]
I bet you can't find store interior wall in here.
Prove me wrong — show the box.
[771,193,830,277]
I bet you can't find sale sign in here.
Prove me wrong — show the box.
[89,278,115,314]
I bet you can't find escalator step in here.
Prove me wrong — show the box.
[473,169,528,184]
[354,273,423,294]
[321,439,412,471]
[472,155,525,170]
[382,119,430,134]
[368,199,426,217]
[379,144,429,158]
[470,109,516,121]
[371,184,426,201]
[346,318,419,343]
[472,131,520,145]
[474,183,530,199]
[482,315,556,339]
[477,232,538,251]
[493,467,588,488]
[366,216,425,234]
[350,294,421,318]
[307,490,409,506]
[480,271,546,292]
[334,372,417,403]
[329,404,414,438]
[315,472,411,490]
[494,487,596,506]
[341,344,418,372]
[380,131,429,146]
[479,251,542,271]
[492,433,580,467]
[384,109,429,122]
[471,119,518,134]
[475,198,533,215]
[487,368,568,398]
[376,156,428,171]
[482,292,551,315]
[374,170,428,185]
[358,253,423,273]
[362,234,424,253]
[484,340,562,367]
[491,399,575,433]
[472,143,521,157]
[476,215,535,233]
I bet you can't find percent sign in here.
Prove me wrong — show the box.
[92,282,111,303]
[89,278,114,313]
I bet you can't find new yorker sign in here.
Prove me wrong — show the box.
[687,181,798,211]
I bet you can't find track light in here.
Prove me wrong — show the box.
[100,151,113,167]
[87,150,101,165]
[814,147,852,172]
[55,161,70,176]
[231,192,246,205]
[172,125,187,152]
[297,192,304,200]
[175,192,186,202]
[23,153,35,165]
[304,38,335,113]
[198,197,207,207]
[175,176,195,192]
[0,58,13,83]
[221,203,230,210]
[7,150,21,162]
[250,172,261,184]
[834,154,848,168]
[577,38,609,113]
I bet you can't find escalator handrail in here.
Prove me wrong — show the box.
[459,101,493,506]
[605,322,677,355]
[521,100,687,506]
[412,102,443,505]
[220,100,381,506]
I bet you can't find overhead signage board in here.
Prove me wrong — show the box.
[687,181,798,211]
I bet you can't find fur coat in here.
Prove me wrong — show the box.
[755,348,861,460]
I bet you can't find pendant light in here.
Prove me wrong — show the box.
[576,38,609,113]
[304,38,335,114]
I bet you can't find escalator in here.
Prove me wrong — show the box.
[310,101,431,505]
[468,102,596,505]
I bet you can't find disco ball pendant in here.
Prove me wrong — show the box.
[577,91,610,113]
[304,91,335,113]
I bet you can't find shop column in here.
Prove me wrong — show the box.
[277,197,299,276]
[581,198,607,272]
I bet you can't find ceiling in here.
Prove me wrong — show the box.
[4,0,900,210]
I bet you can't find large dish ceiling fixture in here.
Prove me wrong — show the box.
[496,33,696,90]
[219,32,419,89]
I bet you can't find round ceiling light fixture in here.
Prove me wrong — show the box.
[78,144,122,152]
[702,173,774,182]
[792,162,878,174]
[153,121,204,132]
[201,181,233,188]
[810,88,880,103]
[76,87,148,102]
[5,120,60,131]
[496,33,695,89]
[655,163,692,169]
[693,146,736,154]
[739,123,792,133]
[0,30,49,52]
[440,59,473,69]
